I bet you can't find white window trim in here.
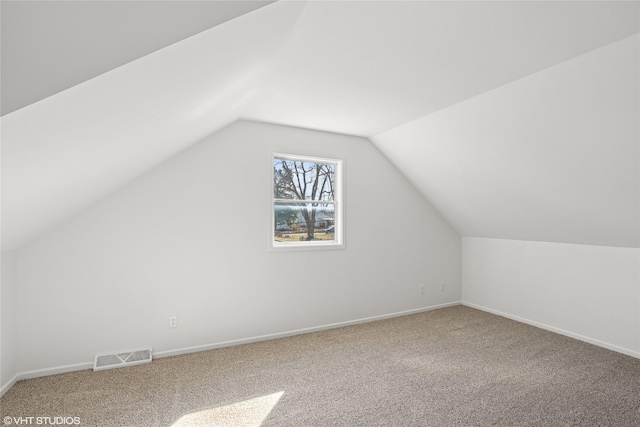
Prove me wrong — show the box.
[270,152,345,251]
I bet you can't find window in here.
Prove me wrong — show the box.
[272,153,343,249]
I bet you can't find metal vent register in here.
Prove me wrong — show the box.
[94,348,152,371]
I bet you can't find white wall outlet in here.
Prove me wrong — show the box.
[440,283,446,291]
[419,284,425,294]
[169,316,178,328]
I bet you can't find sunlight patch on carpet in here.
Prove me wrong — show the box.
[172,391,284,427]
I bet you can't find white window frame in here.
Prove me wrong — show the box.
[271,153,344,251]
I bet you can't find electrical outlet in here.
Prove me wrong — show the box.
[169,316,178,328]
[419,284,425,294]
[440,283,446,292]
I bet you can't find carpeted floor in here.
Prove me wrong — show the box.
[2,305,640,426]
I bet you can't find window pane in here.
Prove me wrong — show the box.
[274,202,335,243]
[273,158,335,202]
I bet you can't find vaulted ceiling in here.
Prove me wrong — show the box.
[1,1,275,115]
[2,0,639,251]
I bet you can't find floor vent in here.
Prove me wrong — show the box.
[94,348,152,371]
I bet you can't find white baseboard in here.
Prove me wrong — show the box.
[0,361,93,397]
[6,301,635,397]
[462,301,640,359]
[0,301,461,396]
[153,301,461,358]
[1,374,19,397]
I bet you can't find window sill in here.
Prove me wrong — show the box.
[270,241,345,252]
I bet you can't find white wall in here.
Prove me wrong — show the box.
[14,120,461,374]
[1,251,18,394]
[462,237,640,356]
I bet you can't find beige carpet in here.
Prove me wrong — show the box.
[2,306,640,426]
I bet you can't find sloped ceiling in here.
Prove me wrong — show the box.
[2,0,639,251]
[374,34,639,248]
[1,0,306,251]
[0,0,275,115]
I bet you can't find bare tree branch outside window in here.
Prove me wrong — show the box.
[273,157,336,242]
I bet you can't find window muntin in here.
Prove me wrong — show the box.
[272,154,342,249]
